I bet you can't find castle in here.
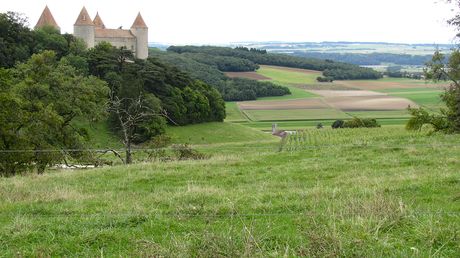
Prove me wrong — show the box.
[34,6,149,59]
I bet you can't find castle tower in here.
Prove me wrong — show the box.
[93,12,105,29]
[35,5,60,31]
[130,12,148,59]
[74,7,95,48]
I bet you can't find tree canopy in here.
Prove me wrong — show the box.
[0,51,109,175]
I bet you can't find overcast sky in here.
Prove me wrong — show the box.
[1,0,458,44]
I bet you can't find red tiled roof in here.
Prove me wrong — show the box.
[93,12,105,29]
[95,28,135,38]
[74,7,93,26]
[34,6,60,30]
[131,12,148,28]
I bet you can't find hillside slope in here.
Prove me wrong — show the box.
[1,127,459,256]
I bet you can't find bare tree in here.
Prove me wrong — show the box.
[108,94,164,164]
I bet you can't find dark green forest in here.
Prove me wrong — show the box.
[291,52,434,66]
[150,49,291,101]
[166,45,382,80]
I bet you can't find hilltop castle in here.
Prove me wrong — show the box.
[35,6,149,59]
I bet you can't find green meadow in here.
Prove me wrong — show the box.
[243,109,350,122]
[1,124,459,256]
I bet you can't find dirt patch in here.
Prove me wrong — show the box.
[224,72,272,80]
[336,80,448,90]
[324,95,417,111]
[238,98,329,110]
[294,83,355,91]
[309,90,386,98]
[261,65,322,75]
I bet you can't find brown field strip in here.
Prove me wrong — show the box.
[260,65,322,75]
[324,95,418,111]
[336,80,448,90]
[308,90,386,98]
[238,98,329,110]
[224,72,272,80]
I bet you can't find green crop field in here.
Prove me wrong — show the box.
[224,102,248,122]
[387,91,443,105]
[345,110,411,119]
[257,66,319,85]
[243,108,350,122]
[1,125,459,256]
[378,87,444,93]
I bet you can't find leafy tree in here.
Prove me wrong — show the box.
[407,50,460,132]
[0,51,109,176]
[0,12,35,68]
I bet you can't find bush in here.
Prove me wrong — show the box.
[172,144,208,160]
[343,117,381,128]
[317,76,334,82]
[331,120,344,129]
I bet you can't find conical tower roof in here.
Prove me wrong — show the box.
[34,5,60,30]
[131,12,148,28]
[93,12,105,28]
[74,7,93,26]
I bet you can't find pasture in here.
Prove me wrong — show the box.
[1,124,459,256]
[226,65,446,130]
[243,109,349,122]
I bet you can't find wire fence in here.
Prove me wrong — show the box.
[1,143,460,153]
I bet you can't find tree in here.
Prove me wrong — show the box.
[0,51,109,176]
[0,12,35,68]
[407,50,460,132]
[406,0,460,133]
[108,94,166,164]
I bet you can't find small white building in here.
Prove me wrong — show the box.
[35,6,149,59]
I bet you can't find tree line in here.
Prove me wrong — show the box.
[167,45,382,80]
[150,49,291,101]
[292,52,434,66]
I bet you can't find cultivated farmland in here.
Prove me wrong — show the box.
[225,65,444,129]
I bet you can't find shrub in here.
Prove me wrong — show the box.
[331,120,345,129]
[172,144,208,160]
[317,76,334,82]
[143,135,173,161]
[343,117,381,128]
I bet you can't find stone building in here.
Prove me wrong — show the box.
[35,6,149,59]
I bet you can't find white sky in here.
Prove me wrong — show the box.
[1,0,458,44]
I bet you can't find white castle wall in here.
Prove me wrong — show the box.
[131,28,148,59]
[74,25,95,48]
[95,37,136,52]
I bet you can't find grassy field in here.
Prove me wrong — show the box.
[345,110,411,119]
[387,91,443,107]
[257,66,319,85]
[224,102,248,122]
[243,109,350,122]
[73,119,122,149]
[1,125,459,256]
[166,122,274,144]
